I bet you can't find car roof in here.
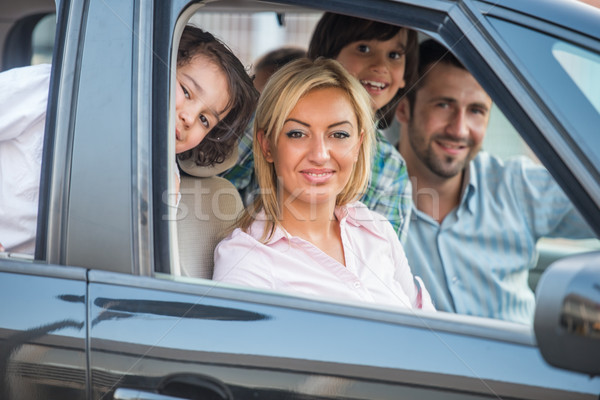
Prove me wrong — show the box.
[481,0,600,40]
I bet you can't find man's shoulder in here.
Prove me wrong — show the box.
[473,151,545,176]
[470,151,552,199]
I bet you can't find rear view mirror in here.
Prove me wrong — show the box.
[534,251,600,376]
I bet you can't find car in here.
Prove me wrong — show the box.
[1,0,599,399]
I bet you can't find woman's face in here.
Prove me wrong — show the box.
[175,55,231,154]
[335,29,407,112]
[262,87,362,209]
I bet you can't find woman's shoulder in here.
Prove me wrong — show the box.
[212,225,277,286]
[342,202,397,238]
[213,227,260,276]
[215,218,279,250]
[216,226,258,249]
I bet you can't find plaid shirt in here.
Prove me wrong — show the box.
[221,123,412,243]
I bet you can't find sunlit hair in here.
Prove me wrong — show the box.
[177,25,258,166]
[307,12,418,129]
[237,57,375,241]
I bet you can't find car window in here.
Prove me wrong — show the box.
[479,20,600,291]
[484,101,600,292]
[168,6,599,322]
[1,11,56,70]
[31,13,56,65]
[553,41,600,114]
[488,17,600,170]
[484,104,532,161]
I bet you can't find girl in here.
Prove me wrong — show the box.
[213,58,433,311]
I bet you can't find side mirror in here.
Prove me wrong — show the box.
[534,251,600,376]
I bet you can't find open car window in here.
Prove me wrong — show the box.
[164,3,599,325]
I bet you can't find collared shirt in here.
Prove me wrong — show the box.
[220,122,412,243]
[0,64,51,254]
[404,152,595,324]
[213,202,434,311]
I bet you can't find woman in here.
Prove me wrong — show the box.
[213,58,434,311]
[223,14,415,243]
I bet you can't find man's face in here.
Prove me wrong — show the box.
[398,62,492,179]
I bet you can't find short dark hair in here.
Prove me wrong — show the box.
[177,26,259,166]
[406,39,465,110]
[307,12,418,128]
[254,47,307,74]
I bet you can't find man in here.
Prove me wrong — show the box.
[396,39,595,324]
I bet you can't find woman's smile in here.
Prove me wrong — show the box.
[301,168,336,184]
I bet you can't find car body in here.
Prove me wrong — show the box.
[0,0,599,399]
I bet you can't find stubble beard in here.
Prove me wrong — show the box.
[408,121,474,179]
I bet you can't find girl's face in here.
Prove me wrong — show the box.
[335,29,408,112]
[261,87,362,208]
[175,55,231,154]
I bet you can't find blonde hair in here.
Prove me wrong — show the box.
[238,57,375,241]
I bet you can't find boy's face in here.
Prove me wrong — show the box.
[397,62,492,179]
[335,29,407,112]
[175,55,231,154]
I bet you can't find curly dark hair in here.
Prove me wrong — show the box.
[177,26,258,166]
[307,12,418,129]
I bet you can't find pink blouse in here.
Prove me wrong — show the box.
[213,202,435,311]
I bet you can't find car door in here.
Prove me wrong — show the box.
[89,268,600,400]
[83,1,597,398]
[0,263,87,399]
[3,0,599,399]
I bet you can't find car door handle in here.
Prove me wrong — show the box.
[113,388,183,400]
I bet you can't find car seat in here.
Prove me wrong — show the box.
[176,149,243,279]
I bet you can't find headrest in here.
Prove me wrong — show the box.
[177,146,239,178]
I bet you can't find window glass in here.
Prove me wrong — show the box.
[485,20,600,289]
[488,17,600,168]
[553,41,600,114]
[482,96,600,292]
[31,13,56,65]
[484,104,533,161]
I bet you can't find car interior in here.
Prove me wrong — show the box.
[2,0,599,305]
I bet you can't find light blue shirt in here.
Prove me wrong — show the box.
[404,152,595,324]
